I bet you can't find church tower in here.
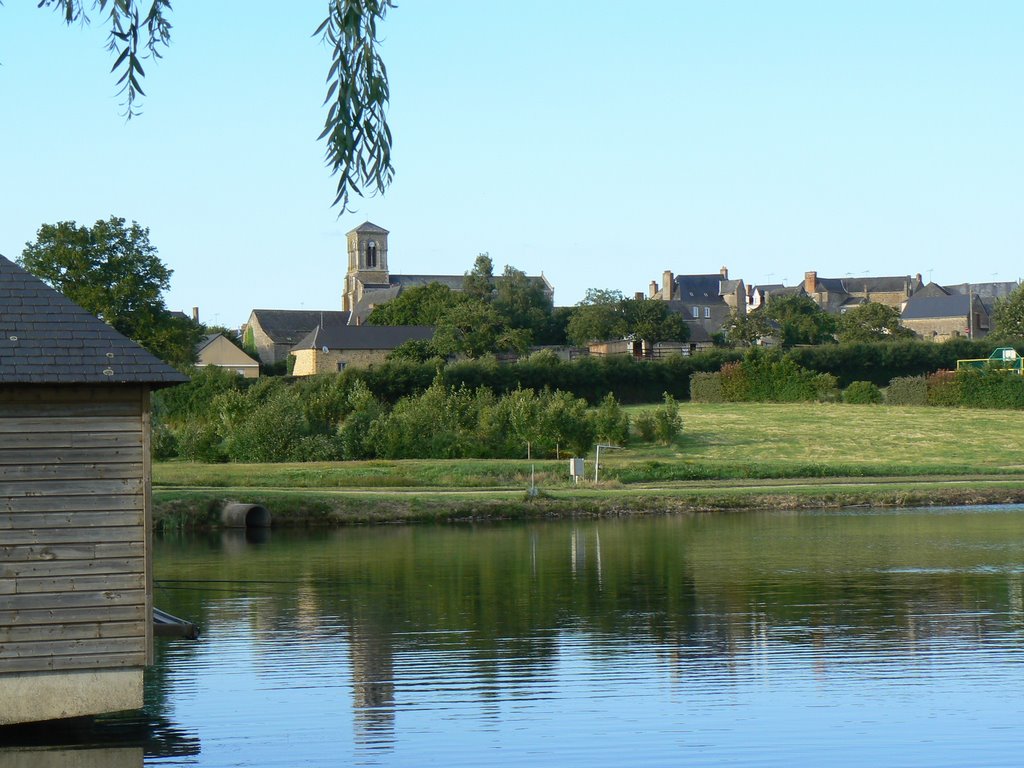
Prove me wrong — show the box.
[343,222,390,313]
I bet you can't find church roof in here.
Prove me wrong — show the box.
[292,324,435,352]
[248,309,350,344]
[346,221,389,235]
[0,255,188,386]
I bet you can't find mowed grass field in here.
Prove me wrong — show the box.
[154,402,1024,491]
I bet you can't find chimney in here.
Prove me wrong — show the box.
[915,273,923,286]
[662,270,674,300]
[634,292,645,301]
[192,306,199,322]
[804,271,817,293]
[649,280,658,298]
[720,266,729,279]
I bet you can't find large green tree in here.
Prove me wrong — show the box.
[991,286,1024,339]
[29,1,394,212]
[19,216,202,368]
[366,282,469,326]
[493,266,554,341]
[566,289,627,346]
[621,298,690,353]
[463,253,495,302]
[762,294,836,347]
[835,302,915,344]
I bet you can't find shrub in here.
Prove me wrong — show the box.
[222,390,306,462]
[886,376,927,406]
[814,373,841,402]
[593,393,630,445]
[689,372,723,403]
[151,422,178,460]
[176,421,225,463]
[292,434,344,461]
[843,380,883,404]
[957,369,1024,409]
[718,361,748,401]
[633,411,657,443]
[926,370,962,407]
[652,393,683,444]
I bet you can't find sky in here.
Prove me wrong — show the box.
[1,2,1022,330]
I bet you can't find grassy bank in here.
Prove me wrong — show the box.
[153,402,1024,528]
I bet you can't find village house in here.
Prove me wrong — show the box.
[901,283,991,341]
[244,309,350,365]
[290,324,436,375]
[647,267,746,337]
[195,332,260,378]
[801,271,922,313]
[0,255,187,725]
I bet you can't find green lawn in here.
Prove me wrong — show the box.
[154,402,1024,491]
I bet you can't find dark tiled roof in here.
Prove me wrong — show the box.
[901,294,971,320]
[674,275,726,302]
[813,275,917,294]
[943,281,1020,300]
[195,333,220,354]
[292,324,435,352]
[915,282,951,298]
[249,309,350,344]
[0,256,188,386]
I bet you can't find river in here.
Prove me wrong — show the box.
[6,505,1024,766]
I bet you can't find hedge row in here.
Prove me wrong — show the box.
[154,371,684,463]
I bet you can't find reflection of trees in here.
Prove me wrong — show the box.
[149,509,1024,725]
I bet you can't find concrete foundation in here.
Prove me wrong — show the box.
[0,669,143,726]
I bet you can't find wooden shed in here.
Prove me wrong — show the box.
[0,255,187,725]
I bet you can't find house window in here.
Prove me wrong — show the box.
[366,240,378,269]
[704,307,711,318]
[337,361,347,372]
[692,307,699,319]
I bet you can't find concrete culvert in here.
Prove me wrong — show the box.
[221,503,271,528]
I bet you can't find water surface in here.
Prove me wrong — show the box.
[12,505,1024,766]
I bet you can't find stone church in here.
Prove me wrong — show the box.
[342,221,553,324]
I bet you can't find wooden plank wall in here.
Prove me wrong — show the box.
[0,386,149,674]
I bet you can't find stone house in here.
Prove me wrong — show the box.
[195,333,260,378]
[0,255,187,725]
[647,267,746,337]
[244,309,350,365]
[290,324,436,375]
[343,222,553,325]
[802,271,922,313]
[901,284,990,341]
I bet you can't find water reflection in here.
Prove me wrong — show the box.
[0,708,199,766]
[137,506,1024,765]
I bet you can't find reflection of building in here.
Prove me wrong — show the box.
[349,625,396,744]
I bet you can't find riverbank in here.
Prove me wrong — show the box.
[152,402,1024,529]
[153,477,1024,529]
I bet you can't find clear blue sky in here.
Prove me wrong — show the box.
[2,2,1021,329]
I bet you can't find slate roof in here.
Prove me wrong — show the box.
[292,324,435,352]
[249,309,350,344]
[901,294,971,320]
[0,255,188,386]
[812,275,918,294]
[195,333,221,354]
[674,275,726,301]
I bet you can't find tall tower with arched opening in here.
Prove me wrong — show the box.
[343,222,390,313]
